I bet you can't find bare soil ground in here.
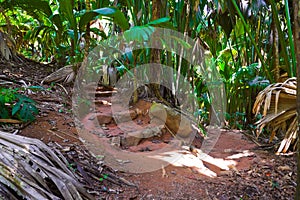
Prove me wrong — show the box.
[0,59,297,199]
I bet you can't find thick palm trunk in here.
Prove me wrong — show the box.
[149,0,165,103]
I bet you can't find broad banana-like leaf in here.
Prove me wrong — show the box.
[79,7,130,32]
[59,0,77,31]
[58,0,79,48]
[124,25,155,42]
[123,17,177,43]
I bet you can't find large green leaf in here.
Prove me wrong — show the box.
[19,103,39,122]
[148,17,170,26]
[123,25,155,42]
[234,19,245,38]
[148,17,174,29]
[14,94,38,122]
[79,7,129,32]
[59,0,77,30]
[12,101,21,116]
[12,0,52,17]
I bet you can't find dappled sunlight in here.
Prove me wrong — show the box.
[150,149,217,177]
[226,150,254,159]
[149,146,238,178]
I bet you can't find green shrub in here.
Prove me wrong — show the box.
[0,87,39,122]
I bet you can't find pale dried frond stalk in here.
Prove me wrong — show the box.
[0,130,93,200]
[253,77,297,153]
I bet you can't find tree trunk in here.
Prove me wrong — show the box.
[293,0,300,199]
[271,16,280,82]
[149,0,167,104]
[84,0,91,60]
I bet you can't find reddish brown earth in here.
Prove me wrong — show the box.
[1,59,297,199]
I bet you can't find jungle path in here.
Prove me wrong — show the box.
[1,59,296,199]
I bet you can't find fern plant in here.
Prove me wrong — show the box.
[0,87,39,122]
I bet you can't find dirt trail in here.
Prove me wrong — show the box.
[1,59,296,199]
[20,86,296,199]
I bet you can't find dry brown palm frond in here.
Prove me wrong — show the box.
[0,130,94,200]
[41,63,81,84]
[253,77,297,153]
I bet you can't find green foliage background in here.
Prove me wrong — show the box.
[0,0,296,128]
